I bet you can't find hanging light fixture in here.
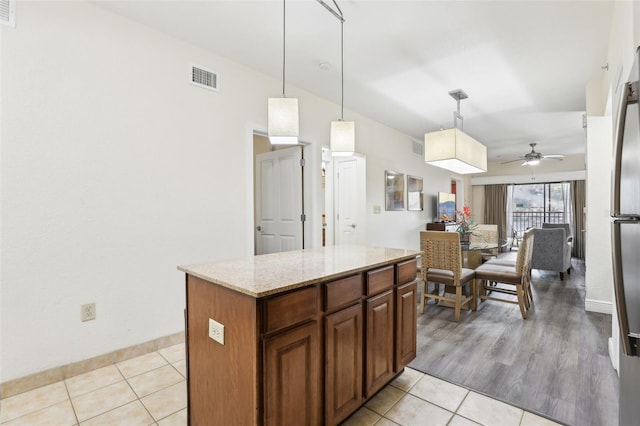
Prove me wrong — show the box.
[317,0,355,156]
[424,89,487,174]
[268,0,299,145]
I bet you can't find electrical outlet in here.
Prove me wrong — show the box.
[208,318,224,345]
[81,303,96,322]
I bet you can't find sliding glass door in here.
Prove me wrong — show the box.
[510,182,571,235]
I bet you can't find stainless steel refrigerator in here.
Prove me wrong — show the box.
[612,47,640,426]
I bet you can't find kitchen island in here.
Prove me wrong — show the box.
[178,245,419,426]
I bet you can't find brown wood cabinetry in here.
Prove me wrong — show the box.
[264,321,320,425]
[365,289,395,397]
[183,253,417,426]
[395,281,417,370]
[395,259,418,371]
[325,303,363,425]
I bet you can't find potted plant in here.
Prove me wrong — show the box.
[456,205,477,246]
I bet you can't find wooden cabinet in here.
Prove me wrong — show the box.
[365,289,395,397]
[395,259,418,372]
[183,254,418,426]
[325,303,363,425]
[395,281,417,370]
[264,321,320,426]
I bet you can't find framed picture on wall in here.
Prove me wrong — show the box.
[407,175,423,211]
[385,170,405,211]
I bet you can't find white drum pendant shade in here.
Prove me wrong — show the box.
[330,120,355,156]
[268,97,299,145]
[424,128,487,174]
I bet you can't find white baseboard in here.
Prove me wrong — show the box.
[585,298,612,314]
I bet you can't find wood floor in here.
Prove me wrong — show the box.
[410,256,619,426]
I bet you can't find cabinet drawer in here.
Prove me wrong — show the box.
[366,266,394,295]
[263,286,318,334]
[324,274,362,311]
[396,259,417,285]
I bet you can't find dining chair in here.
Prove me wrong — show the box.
[474,228,535,319]
[420,231,477,322]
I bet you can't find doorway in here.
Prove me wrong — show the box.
[253,135,304,255]
[334,155,366,246]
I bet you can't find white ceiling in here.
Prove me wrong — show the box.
[94,0,614,161]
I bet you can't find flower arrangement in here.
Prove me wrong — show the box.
[456,205,478,235]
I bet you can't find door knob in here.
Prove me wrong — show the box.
[350,224,357,228]
[256,226,262,231]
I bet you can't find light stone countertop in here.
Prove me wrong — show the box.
[178,245,419,298]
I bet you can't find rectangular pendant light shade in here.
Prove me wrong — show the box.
[424,128,487,174]
[268,97,299,145]
[330,120,355,156]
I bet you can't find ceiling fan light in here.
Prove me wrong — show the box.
[268,97,299,145]
[424,128,487,174]
[331,120,355,156]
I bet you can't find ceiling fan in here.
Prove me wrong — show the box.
[501,143,565,166]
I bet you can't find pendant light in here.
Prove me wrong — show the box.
[326,1,355,156]
[424,89,487,174]
[268,0,299,145]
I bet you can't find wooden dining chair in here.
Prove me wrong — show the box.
[474,228,535,318]
[420,231,477,322]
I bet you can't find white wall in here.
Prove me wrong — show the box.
[0,1,453,381]
[362,130,462,251]
[585,116,613,313]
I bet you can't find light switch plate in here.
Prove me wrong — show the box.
[208,318,225,345]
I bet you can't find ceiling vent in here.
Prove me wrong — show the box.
[191,65,218,92]
[1,0,16,27]
[411,139,424,157]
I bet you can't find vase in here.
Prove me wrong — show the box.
[459,232,471,247]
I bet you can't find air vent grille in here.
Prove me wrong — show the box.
[1,0,16,27]
[191,65,218,91]
[411,139,424,157]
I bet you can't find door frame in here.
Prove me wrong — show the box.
[245,122,317,257]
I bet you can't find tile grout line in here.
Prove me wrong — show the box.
[63,379,80,426]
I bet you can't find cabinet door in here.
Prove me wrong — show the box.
[264,321,320,426]
[395,281,417,371]
[365,290,395,397]
[325,304,363,426]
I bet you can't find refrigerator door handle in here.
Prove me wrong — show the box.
[612,220,640,356]
[613,81,639,216]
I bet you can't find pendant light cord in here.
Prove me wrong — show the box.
[282,0,286,98]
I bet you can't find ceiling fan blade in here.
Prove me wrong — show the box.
[500,158,525,164]
[543,154,564,158]
[542,156,564,161]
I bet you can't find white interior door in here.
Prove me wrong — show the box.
[335,156,366,245]
[255,146,303,255]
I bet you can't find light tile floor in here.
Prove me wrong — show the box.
[0,344,561,426]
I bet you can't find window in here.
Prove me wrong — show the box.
[510,182,569,233]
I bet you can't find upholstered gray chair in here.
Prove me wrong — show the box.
[542,223,573,243]
[530,227,572,280]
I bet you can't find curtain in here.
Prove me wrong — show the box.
[570,180,586,258]
[484,184,508,252]
[562,182,572,228]
[506,185,514,245]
